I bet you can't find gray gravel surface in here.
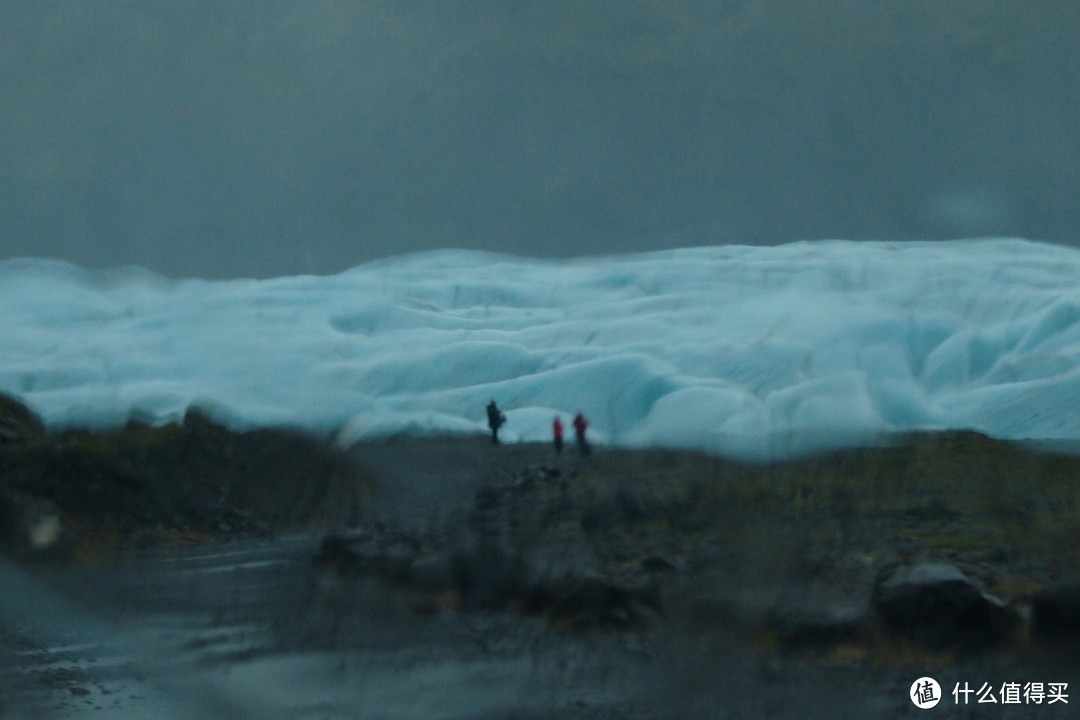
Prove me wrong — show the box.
[353,436,574,529]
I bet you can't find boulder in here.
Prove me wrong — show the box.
[376,542,417,583]
[531,571,662,629]
[312,532,377,575]
[772,556,876,647]
[873,562,1021,650]
[409,549,461,594]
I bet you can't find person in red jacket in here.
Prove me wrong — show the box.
[552,415,564,454]
[572,412,589,456]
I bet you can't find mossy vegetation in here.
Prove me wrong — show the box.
[5,379,1078,640]
[0,395,371,556]
[559,430,1080,601]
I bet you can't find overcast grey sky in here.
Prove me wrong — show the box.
[2,1,1078,278]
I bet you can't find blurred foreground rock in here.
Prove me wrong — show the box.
[313,452,1059,658]
[873,562,1022,651]
[313,529,662,631]
[771,554,877,647]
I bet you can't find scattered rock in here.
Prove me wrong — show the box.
[873,562,1021,650]
[535,572,661,629]
[514,465,560,488]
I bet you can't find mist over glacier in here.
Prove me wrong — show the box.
[3,239,1079,461]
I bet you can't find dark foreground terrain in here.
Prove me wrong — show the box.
[1,392,1079,718]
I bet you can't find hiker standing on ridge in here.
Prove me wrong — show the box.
[572,412,589,456]
[552,415,564,454]
[486,400,506,444]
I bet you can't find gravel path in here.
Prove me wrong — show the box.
[352,436,577,528]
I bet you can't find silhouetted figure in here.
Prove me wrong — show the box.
[486,400,506,444]
[552,415,564,454]
[572,412,589,456]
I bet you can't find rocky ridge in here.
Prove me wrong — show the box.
[315,454,1080,663]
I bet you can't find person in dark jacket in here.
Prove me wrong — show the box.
[552,415,564,454]
[572,412,589,456]
[486,400,506,444]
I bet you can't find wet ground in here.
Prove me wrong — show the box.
[0,438,664,719]
[1,533,670,719]
[3,436,1079,718]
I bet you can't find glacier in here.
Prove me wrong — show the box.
[3,238,1080,461]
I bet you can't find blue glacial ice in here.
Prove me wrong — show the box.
[3,239,1080,460]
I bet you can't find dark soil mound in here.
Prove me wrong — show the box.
[0,394,370,555]
[0,394,45,444]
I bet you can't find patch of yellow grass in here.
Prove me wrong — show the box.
[991,576,1042,598]
[156,526,215,546]
[824,641,869,664]
[866,635,957,670]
